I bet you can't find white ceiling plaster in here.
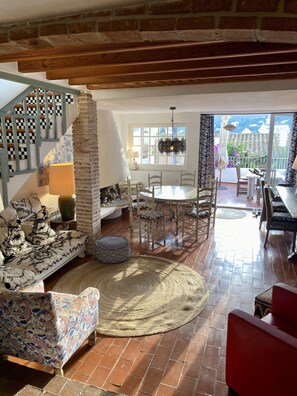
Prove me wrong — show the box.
[93,80,297,114]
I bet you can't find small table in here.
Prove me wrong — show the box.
[276,186,297,261]
[141,185,197,235]
[50,217,77,231]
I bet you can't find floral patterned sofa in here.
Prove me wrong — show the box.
[0,286,99,375]
[0,195,88,292]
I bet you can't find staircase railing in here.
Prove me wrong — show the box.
[0,73,80,207]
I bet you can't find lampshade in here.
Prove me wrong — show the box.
[49,163,75,195]
[49,162,75,221]
[292,156,297,171]
[129,150,139,159]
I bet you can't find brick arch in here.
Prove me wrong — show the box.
[1,0,297,54]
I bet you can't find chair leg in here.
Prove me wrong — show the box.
[259,210,265,229]
[54,367,64,376]
[88,330,97,346]
[264,229,269,248]
[151,221,155,250]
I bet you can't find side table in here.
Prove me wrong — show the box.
[50,217,77,231]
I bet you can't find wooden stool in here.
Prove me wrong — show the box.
[254,286,272,318]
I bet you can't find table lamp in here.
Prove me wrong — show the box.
[49,162,76,221]
[129,150,139,170]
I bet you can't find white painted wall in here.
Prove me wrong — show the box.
[116,112,200,186]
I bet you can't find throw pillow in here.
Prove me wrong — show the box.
[0,206,31,258]
[21,208,56,245]
[11,194,42,222]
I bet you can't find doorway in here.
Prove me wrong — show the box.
[214,113,293,209]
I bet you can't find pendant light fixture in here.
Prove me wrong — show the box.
[158,107,186,155]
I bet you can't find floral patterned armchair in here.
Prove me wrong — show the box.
[0,287,99,375]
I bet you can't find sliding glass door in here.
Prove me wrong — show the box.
[268,113,293,186]
[214,113,293,208]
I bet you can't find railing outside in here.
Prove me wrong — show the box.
[222,156,288,170]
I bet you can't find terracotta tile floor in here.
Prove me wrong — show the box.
[2,182,297,396]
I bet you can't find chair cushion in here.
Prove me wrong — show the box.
[261,313,297,339]
[272,212,296,222]
[140,211,164,220]
[186,208,210,218]
[5,230,88,278]
[272,201,288,212]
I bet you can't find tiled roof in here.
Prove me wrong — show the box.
[229,133,268,157]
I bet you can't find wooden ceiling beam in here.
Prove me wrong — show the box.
[0,41,216,63]
[17,42,297,73]
[86,73,297,90]
[68,63,297,86]
[46,51,297,80]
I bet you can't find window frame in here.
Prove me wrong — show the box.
[128,123,188,170]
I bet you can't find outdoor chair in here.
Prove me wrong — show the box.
[235,163,248,196]
[226,283,297,396]
[262,185,297,248]
[136,185,166,249]
[256,169,277,204]
[148,172,162,187]
[180,170,196,186]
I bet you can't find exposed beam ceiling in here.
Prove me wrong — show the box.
[1,41,297,90]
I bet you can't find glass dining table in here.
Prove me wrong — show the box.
[140,185,197,235]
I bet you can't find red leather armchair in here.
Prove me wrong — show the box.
[226,283,297,396]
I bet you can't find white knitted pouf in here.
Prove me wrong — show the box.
[94,236,131,263]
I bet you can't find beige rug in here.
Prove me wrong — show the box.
[216,208,247,219]
[53,255,208,337]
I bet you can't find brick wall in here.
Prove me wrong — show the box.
[1,0,297,54]
[72,93,101,254]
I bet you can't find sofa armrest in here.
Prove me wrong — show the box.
[272,283,297,325]
[51,287,100,337]
[226,309,297,396]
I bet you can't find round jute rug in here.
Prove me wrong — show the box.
[53,255,208,337]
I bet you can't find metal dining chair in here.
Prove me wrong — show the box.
[235,163,248,196]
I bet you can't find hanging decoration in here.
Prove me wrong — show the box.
[158,107,186,155]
